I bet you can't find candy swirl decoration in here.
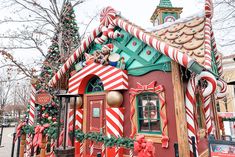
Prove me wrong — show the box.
[100,6,117,27]
[205,0,213,19]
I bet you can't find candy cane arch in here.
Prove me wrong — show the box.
[200,72,217,135]
[129,81,169,148]
[48,27,101,86]
[106,108,124,157]
[216,79,227,100]
[185,71,217,156]
[26,84,36,157]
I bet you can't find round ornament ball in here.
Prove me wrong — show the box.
[42,107,46,111]
[52,117,57,122]
[48,116,52,120]
[107,91,123,107]
[45,113,49,118]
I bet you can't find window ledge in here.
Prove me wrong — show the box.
[137,133,162,143]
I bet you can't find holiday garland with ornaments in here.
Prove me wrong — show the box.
[21,2,80,139]
[73,130,134,149]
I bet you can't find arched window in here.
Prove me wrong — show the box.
[137,92,161,134]
[86,76,104,93]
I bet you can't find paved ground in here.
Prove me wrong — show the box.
[0,126,17,157]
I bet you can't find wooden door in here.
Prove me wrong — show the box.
[86,94,106,156]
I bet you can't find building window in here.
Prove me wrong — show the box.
[137,93,161,134]
[86,76,103,93]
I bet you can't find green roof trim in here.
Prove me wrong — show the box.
[159,0,173,7]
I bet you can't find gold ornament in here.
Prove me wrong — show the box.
[107,91,123,107]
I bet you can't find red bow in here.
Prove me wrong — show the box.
[33,124,50,148]
[136,81,156,91]
[15,122,26,143]
[134,135,155,157]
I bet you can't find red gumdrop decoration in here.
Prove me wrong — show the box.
[52,117,57,122]
[146,50,151,55]
[132,41,137,46]
[42,107,46,111]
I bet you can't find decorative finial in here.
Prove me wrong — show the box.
[100,6,117,26]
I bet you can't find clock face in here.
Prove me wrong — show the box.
[164,15,176,22]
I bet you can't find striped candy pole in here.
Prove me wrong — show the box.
[129,149,134,157]
[204,0,213,69]
[102,143,106,157]
[185,75,199,157]
[90,141,94,157]
[114,17,194,69]
[106,108,124,157]
[26,84,36,157]
[75,109,83,157]
[48,27,101,86]
[29,84,36,125]
[204,17,212,70]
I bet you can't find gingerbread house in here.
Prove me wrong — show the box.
[49,0,227,156]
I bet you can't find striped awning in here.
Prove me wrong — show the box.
[68,62,128,94]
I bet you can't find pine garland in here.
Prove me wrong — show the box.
[73,130,134,149]
[222,117,235,121]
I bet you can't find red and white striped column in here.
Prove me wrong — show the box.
[26,84,36,157]
[106,108,124,157]
[76,109,83,157]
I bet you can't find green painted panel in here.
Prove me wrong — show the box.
[87,27,172,76]
[128,62,171,76]
[128,60,143,69]
[126,37,142,52]
[211,47,218,75]
[120,51,131,62]
[139,46,158,62]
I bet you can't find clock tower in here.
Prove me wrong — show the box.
[150,0,183,26]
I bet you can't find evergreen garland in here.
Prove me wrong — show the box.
[73,130,134,149]
[222,117,235,121]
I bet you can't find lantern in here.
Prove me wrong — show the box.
[55,93,81,156]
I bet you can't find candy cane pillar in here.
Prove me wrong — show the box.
[26,84,36,157]
[106,108,124,157]
[72,109,83,157]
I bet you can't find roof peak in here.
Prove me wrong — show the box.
[158,0,173,7]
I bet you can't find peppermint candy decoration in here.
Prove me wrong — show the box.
[205,0,213,19]
[100,6,117,26]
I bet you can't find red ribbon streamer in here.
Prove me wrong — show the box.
[33,124,50,148]
[15,122,26,143]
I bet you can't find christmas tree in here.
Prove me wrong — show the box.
[29,2,80,126]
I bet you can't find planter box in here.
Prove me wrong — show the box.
[54,147,75,157]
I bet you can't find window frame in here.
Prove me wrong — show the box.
[129,81,168,146]
[136,92,162,134]
[85,76,104,94]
